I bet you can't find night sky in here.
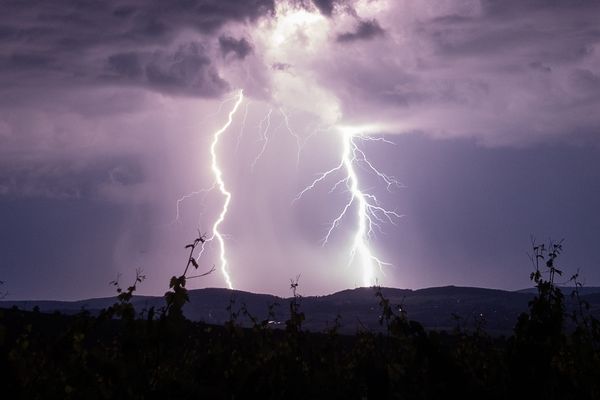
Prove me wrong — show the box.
[1,0,599,300]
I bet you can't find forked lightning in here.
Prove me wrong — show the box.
[294,126,402,286]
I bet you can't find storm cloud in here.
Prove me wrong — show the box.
[1,0,600,299]
[305,0,600,146]
[336,19,384,42]
[219,36,254,60]
[0,0,275,97]
[311,0,338,16]
[106,43,230,96]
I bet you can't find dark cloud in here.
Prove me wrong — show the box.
[0,158,144,200]
[137,43,226,95]
[481,0,600,17]
[0,0,275,97]
[569,68,600,97]
[430,14,473,25]
[112,5,137,18]
[148,44,227,95]
[108,52,143,79]
[6,53,55,70]
[426,1,600,65]
[288,0,342,16]
[528,61,552,73]
[219,36,253,60]
[312,0,336,16]
[336,19,384,43]
[433,30,525,59]
[105,43,229,96]
[0,25,18,40]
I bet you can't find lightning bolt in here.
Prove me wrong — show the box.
[294,127,402,287]
[249,106,309,170]
[279,107,303,167]
[172,92,244,227]
[198,89,244,289]
[234,101,250,154]
[172,184,216,225]
[251,108,273,171]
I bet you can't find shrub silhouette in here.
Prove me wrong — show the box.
[0,237,599,399]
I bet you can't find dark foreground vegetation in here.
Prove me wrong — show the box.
[1,239,599,399]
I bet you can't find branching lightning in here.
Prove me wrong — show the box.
[172,184,216,225]
[279,107,303,167]
[203,89,244,289]
[251,108,273,170]
[249,106,311,170]
[294,127,402,287]
[176,90,245,289]
[235,101,250,154]
[172,92,243,226]
[167,6,403,292]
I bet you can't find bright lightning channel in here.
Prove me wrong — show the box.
[199,90,244,289]
[294,127,402,287]
[172,92,242,226]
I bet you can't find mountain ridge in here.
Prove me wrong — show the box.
[3,285,600,335]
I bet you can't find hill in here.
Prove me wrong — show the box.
[3,285,599,334]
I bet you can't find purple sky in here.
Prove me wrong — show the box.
[1,0,600,300]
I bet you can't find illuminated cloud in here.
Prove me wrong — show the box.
[1,0,600,299]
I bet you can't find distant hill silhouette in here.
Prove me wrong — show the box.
[3,285,600,335]
[516,286,600,296]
